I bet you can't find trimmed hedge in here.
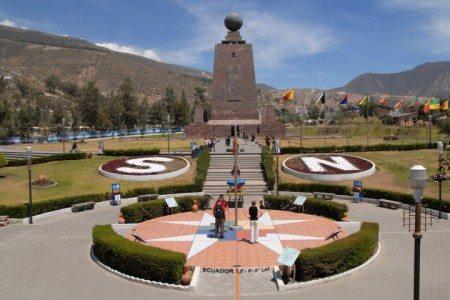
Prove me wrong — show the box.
[102,148,160,156]
[281,142,442,155]
[121,195,209,223]
[122,187,157,198]
[0,192,110,218]
[263,195,348,221]
[92,225,185,284]
[5,152,88,167]
[295,222,379,281]
[278,182,450,213]
[278,182,351,195]
[0,153,6,168]
[158,183,198,195]
[195,150,210,190]
[261,147,276,190]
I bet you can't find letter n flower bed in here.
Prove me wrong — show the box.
[92,225,185,284]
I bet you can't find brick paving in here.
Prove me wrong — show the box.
[129,209,347,268]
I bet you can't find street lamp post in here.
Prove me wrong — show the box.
[62,118,66,154]
[274,138,280,196]
[233,123,238,227]
[26,147,33,225]
[166,115,171,154]
[409,165,427,300]
[437,142,444,219]
[428,115,432,146]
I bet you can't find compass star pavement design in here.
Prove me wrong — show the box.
[128,210,348,268]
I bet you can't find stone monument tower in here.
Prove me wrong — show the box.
[184,13,284,137]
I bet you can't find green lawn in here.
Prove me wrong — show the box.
[0,156,196,206]
[279,149,450,201]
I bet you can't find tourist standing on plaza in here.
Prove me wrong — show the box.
[245,200,263,243]
[213,194,228,238]
[251,133,255,143]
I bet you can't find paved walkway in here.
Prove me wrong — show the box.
[129,210,346,268]
[1,201,450,299]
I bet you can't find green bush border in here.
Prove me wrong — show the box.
[101,148,160,156]
[263,195,348,221]
[261,147,275,190]
[121,195,209,223]
[92,224,185,284]
[278,182,450,213]
[295,222,379,281]
[281,142,443,155]
[5,152,88,167]
[0,153,6,168]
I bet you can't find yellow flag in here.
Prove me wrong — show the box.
[281,90,294,102]
[358,95,368,106]
[441,100,448,111]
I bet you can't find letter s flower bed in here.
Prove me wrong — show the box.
[92,225,185,284]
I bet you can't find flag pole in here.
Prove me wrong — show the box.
[415,97,418,144]
[366,95,369,146]
[324,92,327,146]
[346,103,350,146]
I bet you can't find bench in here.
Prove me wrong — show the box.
[71,202,95,213]
[313,192,335,200]
[378,199,401,210]
[0,215,9,227]
[137,194,158,202]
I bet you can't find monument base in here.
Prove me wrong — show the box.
[184,120,285,138]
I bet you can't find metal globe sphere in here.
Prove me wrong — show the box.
[224,13,243,31]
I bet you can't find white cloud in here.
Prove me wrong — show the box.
[166,1,334,69]
[0,19,28,29]
[378,0,450,53]
[95,42,162,61]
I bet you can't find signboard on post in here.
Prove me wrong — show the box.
[293,195,306,206]
[353,180,363,202]
[277,247,301,267]
[111,183,121,205]
[164,197,178,208]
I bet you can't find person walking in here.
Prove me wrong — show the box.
[245,200,263,244]
[213,194,228,239]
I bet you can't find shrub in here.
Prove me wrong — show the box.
[0,192,110,218]
[122,187,157,198]
[261,147,276,190]
[278,182,450,213]
[0,153,6,168]
[6,152,88,167]
[195,150,210,190]
[102,148,160,156]
[121,195,209,223]
[92,225,185,284]
[278,182,351,195]
[295,222,379,281]
[280,142,442,154]
[158,183,198,194]
[263,195,348,221]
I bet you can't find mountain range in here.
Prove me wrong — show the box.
[1,24,449,107]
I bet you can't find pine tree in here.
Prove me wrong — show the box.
[78,81,102,130]
[118,78,138,130]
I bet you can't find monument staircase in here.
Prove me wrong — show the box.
[203,140,268,200]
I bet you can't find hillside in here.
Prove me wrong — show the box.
[339,61,450,97]
[0,24,211,103]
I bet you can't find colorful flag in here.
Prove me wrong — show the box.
[394,99,403,110]
[423,99,430,113]
[379,95,388,106]
[409,97,419,107]
[315,92,325,106]
[430,98,440,110]
[339,93,348,105]
[281,90,294,102]
[358,95,368,107]
[441,100,449,111]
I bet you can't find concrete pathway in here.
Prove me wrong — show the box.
[1,201,450,299]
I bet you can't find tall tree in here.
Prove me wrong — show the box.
[164,87,176,117]
[16,101,35,139]
[78,81,102,130]
[118,78,138,130]
[0,97,14,141]
[137,100,150,134]
[173,90,190,126]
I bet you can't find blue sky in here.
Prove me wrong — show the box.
[1,0,450,89]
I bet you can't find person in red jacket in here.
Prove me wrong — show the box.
[213,194,229,238]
